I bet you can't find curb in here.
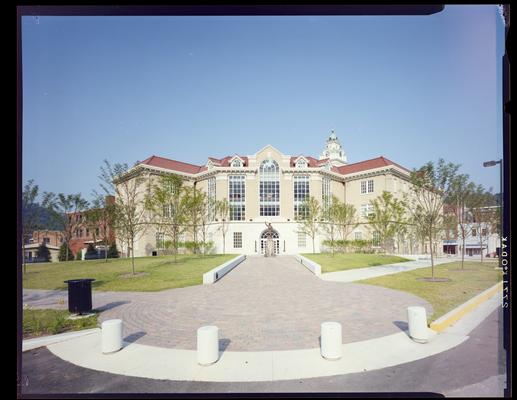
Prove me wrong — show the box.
[23,328,101,352]
[430,281,503,332]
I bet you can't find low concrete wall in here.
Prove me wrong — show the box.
[203,255,246,285]
[295,254,322,277]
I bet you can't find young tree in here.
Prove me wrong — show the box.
[334,202,358,252]
[99,160,148,275]
[468,186,499,263]
[182,185,205,255]
[42,193,89,262]
[320,195,341,255]
[297,196,321,254]
[215,198,230,254]
[199,195,215,256]
[90,193,117,262]
[406,159,459,279]
[366,191,406,253]
[445,174,476,269]
[58,243,74,261]
[145,174,188,263]
[22,180,43,273]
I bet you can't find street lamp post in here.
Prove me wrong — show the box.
[483,159,503,269]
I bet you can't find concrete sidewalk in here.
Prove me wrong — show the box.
[43,289,502,383]
[321,257,475,283]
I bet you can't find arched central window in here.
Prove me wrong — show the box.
[259,159,280,216]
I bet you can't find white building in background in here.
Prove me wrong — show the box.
[116,132,438,257]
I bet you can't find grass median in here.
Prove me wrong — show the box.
[359,261,502,322]
[301,253,410,273]
[22,254,237,292]
[23,308,98,339]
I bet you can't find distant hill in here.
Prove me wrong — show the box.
[22,204,62,231]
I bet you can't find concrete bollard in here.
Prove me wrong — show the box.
[320,322,342,360]
[102,319,123,354]
[407,306,429,343]
[197,325,219,365]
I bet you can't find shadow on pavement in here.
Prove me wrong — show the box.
[94,301,130,312]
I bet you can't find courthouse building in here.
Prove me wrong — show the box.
[118,132,433,257]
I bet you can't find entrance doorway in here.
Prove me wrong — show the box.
[260,229,280,255]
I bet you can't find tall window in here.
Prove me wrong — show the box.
[229,175,246,221]
[372,231,381,247]
[260,159,280,216]
[322,177,331,216]
[294,175,310,219]
[156,232,165,249]
[207,177,216,221]
[298,231,307,247]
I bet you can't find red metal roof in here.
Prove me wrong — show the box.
[337,156,411,175]
[140,155,203,174]
[140,154,410,176]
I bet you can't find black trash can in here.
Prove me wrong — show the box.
[63,279,96,314]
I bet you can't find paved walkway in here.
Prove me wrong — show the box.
[23,255,431,352]
[320,256,483,283]
[42,289,503,383]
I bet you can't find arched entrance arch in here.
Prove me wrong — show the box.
[260,229,280,255]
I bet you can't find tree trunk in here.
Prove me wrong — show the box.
[222,233,226,254]
[429,236,435,279]
[312,236,315,254]
[131,237,135,275]
[23,241,27,274]
[461,236,465,270]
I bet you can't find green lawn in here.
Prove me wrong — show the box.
[359,261,503,322]
[22,254,237,292]
[302,253,411,273]
[23,308,98,339]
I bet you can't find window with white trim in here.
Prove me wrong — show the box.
[372,231,381,247]
[361,179,374,194]
[354,231,362,240]
[360,204,374,217]
[229,175,245,221]
[233,232,242,248]
[294,175,309,219]
[156,232,165,249]
[322,177,331,215]
[259,159,280,216]
[231,159,242,167]
[207,177,216,221]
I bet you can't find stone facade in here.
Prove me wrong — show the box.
[116,133,440,257]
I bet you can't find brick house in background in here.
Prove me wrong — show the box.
[67,195,116,256]
[27,230,64,247]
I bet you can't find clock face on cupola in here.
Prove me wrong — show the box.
[319,130,347,166]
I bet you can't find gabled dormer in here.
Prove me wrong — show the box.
[293,156,309,168]
[229,155,245,167]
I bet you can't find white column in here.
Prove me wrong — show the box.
[320,322,342,360]
[407,306,429,343]
[102,319,123,354]
[197,325,219,365]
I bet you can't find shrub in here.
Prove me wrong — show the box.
[107,243,119,258]
[36,243,51,262]
[58,243,74,262]
[75,249,83,261]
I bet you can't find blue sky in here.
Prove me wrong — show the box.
[22,5,505,202]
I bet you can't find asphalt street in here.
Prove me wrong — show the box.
[19,307,508,396]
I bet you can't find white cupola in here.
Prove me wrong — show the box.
[319,130,347,166]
